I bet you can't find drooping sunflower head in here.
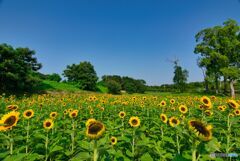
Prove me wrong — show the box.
[204,110,213,116]
[227,100,239,109]
[200,96,212,108]
[7,105,19,111]
[86,120,105,139]
[169,117,180,127]
[43,119,54,130]
[110,136,117,145]
[129,116,140,127]
[119,111,126,119]
[160,114,168,123]
[23,109,34,119]
[179,105,188,114]
[188,120,212,141]
[0,111,20,131]
[85,118,96,127]
[50,112,58,119]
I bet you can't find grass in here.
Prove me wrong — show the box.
[36,80,81,92]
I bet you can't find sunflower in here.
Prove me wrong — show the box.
[86,120,105,139]
[170,99,175,105]
[234,109,240,116]
[85,118,96,127]
[227,100,239,109]
[159,100,166,107]
[110,136,117,145]
[204,110,213,116]
[188,120,212,141]
[179,105,188,114]
[119,111,126,119]
[129,116,140,127]
[160,114,168,123]
[23,109,34,119]
[50,112,58,119]
[43,119,54,130]
[90,109,94,115]
[200,96,212,108]
[0,111,20,131]
[217,106,225,112]
[69,111,78,118]
[169,117,180,127]
[63,109,68,115]
[7,105,19,111]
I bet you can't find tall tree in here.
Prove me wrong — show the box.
[173,62,189,92]
[195,19,240,96]
[0,44,42,93]
[63,61,98,91]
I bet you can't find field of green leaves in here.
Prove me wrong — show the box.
[0,93,240,161]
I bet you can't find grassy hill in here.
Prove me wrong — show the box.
[36,80,81,92]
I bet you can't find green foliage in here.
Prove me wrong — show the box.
[194,19,240,95]
[46,73,62,82]
[173,64,188,92]
[0,43,42,93]
[102,75,146,94]
[105,80,121,94]
[63,61,98,91]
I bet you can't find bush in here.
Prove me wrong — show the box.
[106,80,121,94]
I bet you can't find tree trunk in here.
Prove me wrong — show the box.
[204,78,209,92]
[230,80,235,99]
[223,76,227,94]
[215,75,219,94]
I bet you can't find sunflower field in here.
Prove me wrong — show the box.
[0,93,240,161]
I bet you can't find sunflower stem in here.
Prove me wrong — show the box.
[45,131,49,161]
[192,140,199,161]
[132,128,136,159]
[26,120,30,154]
[71,119,75,153]
[176,133,180,154]
[9,130,13,155]
[93,140,98,161]
[226,114,231,154]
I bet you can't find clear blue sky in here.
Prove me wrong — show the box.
[0,0,239,85]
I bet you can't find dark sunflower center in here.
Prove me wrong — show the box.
[181,107,186,111]
[111,138,115,142]
[131,119,138,125]
[203,99,209,104]
[52,114,56,117]
[88,123,103,134]
[46,122,52,127]
[4,116,17,127]
[26,111,32,116]
[172,119,177,124]
[230,102,236,108]
[161,116,166,121]
[120,113,124,116]
[190,121,210,137]
[72,113,76,117]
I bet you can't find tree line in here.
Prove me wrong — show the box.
[0,19,239,96]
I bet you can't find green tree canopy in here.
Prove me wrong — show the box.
[173,63,188,92]
[63,61,98,91]
[0,43,42,93]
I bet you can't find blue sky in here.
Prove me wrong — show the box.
[0,0,240,85]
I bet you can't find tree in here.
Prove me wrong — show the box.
[195,19,240,96]
[63,61,98,91]
[173,63,189,92]
[0,44,42,93]
[221,67,240,98]
[105,80,121,94]
[47,73,62,82]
